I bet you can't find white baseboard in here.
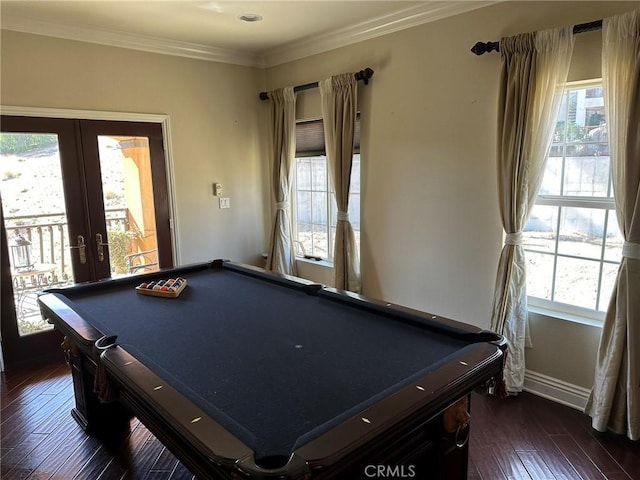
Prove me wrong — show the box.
[523,370,591,411]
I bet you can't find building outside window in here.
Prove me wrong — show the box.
[292,118,360,262]
[523,80,623,321]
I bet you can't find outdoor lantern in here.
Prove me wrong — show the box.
[11,234,34,271]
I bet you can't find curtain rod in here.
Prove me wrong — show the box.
[259,68,374,100]
[471,19,603,55]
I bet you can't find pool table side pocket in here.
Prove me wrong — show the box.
[38,292,104,350]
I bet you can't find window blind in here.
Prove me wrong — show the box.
[295,114,361,157]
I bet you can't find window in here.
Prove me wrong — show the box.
[292,118,360,261]
[523,81,623,320]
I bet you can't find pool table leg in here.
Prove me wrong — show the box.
[437,431,469,479]
[62,337,131,438]
[437,395,471,479]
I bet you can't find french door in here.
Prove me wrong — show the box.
[1,116,173,368]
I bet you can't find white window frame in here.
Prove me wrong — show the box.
[525,79,619,325]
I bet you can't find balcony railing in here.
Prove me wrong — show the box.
[6,208,131,335]
[5,208,130,279]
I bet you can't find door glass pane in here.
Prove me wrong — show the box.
[97,136,159,277]
[1,133,74,336]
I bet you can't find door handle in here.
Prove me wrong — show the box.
[70,235,87,264]
[95,233,109,262]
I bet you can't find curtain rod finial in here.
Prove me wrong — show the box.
[471,41,500,56]
[355,67,374,85]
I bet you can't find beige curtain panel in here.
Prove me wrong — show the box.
[265,87,298,276]
[320,73,361,292]
[491,27,574,393]
[585,10,639,441]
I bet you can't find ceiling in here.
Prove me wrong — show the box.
[0,1,497,67]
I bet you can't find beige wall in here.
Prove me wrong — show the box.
[1,1,635,391]
[264,1,636,391]
[0,30,268,266]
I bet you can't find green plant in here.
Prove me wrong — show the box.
[588,112,605,126]
[107,230,139,274]
[104,190,121,200]
[0,134,57,155]
[566,122,587,142]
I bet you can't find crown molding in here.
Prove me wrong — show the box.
[262,1,500,67]
[0,15,264,67]
[1,1,500,69]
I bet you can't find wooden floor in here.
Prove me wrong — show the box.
[1,360,639,479]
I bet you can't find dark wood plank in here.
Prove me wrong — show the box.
[491,441,533,479]
[121,427,168,480]
[1,433,48,479]
[3,361,639,480]
[144,471,172,480]
[4,415,80,479]
[604,474,637,480]
[148,444,180,472]
[1,392,70,449]
[550,433,609,480]
[23,427,93,480]
[592,434,640,479]
[167,462,196,480]
[565,419,634,478]
[517,451,558,480]
[1,363,68,409]
[93,424,154,480]
[470,443,510,479]
[44,431,104,479]
[31,393,75,434]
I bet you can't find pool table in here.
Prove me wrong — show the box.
[38,260,505,480]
